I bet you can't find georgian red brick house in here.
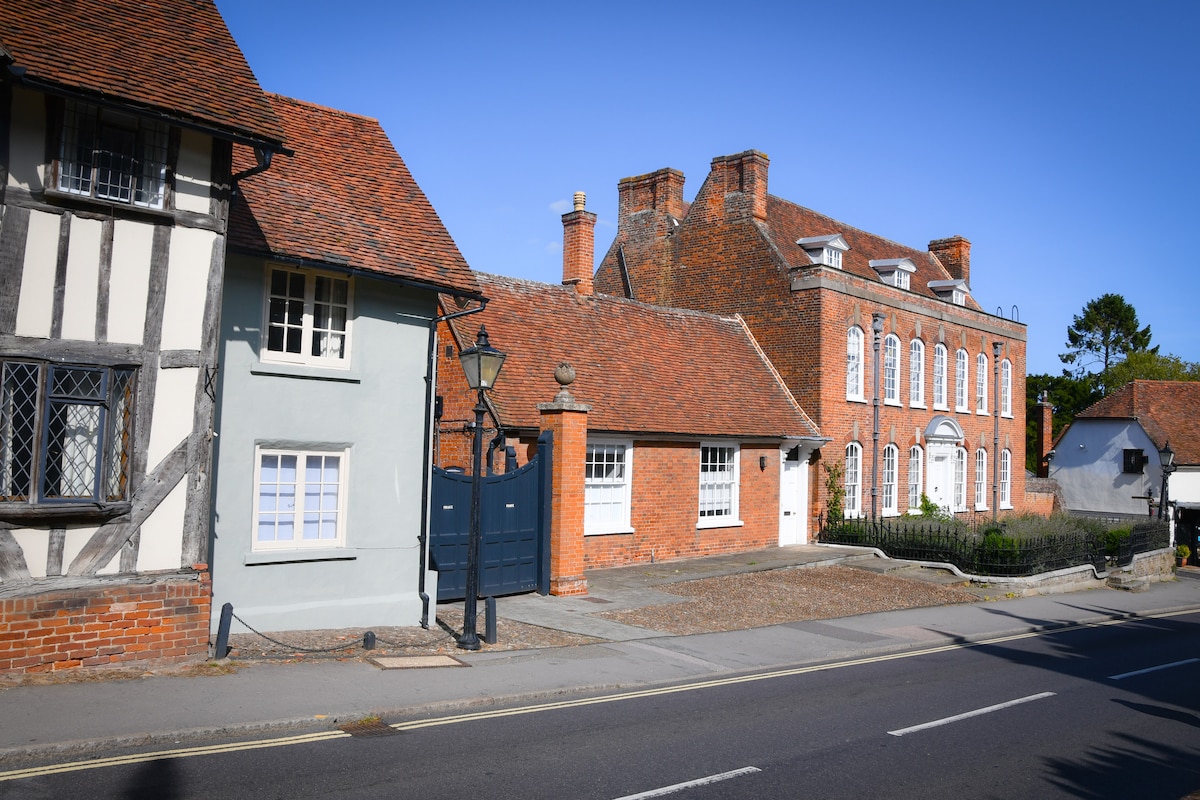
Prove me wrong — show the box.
[436,194,825,579]
[593,151,1039,523]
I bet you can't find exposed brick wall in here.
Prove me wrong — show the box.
[0,567,211,675]
[540,404,589,595]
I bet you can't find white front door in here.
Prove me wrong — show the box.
[927,446,954,514]
[780,447,805,545]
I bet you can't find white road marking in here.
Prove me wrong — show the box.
[888,692,1056,737]
[1109,657,1199,680]
[613,767,762,799]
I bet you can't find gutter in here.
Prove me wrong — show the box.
[417,298,488,628]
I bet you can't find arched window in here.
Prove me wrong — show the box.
[908,446,923,511]
[882,444,898,515]
[975,449,988,510]
[953,447,967,512]
[884,334,900,404]
[844,442,862,518]
[1000,448,1012,507]
[975,352,988,414]
[909,339,925,407]
[955,348,969,411]
[1001,359,1012,417]
[846,327,864,401]
[933,343,947,409]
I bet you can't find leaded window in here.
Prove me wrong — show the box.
[58,100,169,209]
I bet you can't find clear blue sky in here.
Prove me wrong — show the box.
[216,0,1198,377]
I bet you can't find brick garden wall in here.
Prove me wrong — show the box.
[0,567,211,676]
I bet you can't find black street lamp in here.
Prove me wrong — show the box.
[1158,440,1176,522]
[457,325,506,651]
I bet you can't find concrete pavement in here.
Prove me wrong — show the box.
[2,547,1199,767]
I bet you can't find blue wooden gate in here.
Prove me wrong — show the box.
[430,431,552,602]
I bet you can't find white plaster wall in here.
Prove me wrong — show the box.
[107,220,154,345]
[160,227,215,350]
[1171,469,1200,505]
[8,528,49,579]
[147,366,198,470]
[174,129,213,215]
[7,87,46,192]
[62,526,99,575]
[15,210,60,338]
[60,216,102,340]
[137,479,187,571]
[1051,420,1159,515]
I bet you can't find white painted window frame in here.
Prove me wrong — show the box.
[585,439,634,535]
[253,446,349,551]
[698,442,741,528]
[907,445,924,512]
[933,343,948,410]
[953,447,967,512]
[955,348,969,412]
[975,352,988,414]
[909,339,925,408]
[1001,359,1013,418]
[883,334,901,406]
[844,442,863,519]
[846,326,864,402]
[261,265,354,370]
[882,443,899,516]
[974,449,988,511]
[1000,448,1013,508]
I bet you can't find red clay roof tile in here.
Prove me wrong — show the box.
[1077,380,1200,465]
[229,95,478,296]
[0,0,284,147]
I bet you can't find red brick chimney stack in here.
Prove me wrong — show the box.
[711,150,769,222]
[615,168,686,234]
[929,236,971,286]
[562,191,597,296]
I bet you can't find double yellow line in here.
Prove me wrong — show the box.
[4,607,1194,783]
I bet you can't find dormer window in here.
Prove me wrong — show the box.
[57,100,170,210]
[869,258,916,291]
[797,234,849,270]
[929,279,969,306]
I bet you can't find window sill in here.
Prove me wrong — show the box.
[697,518,744,531]
[251,363,362,384]
[909,402,927,410]
[245,548,357,565]
[0,501,131,525]
[846,396,867,404]
[976,410,989,416]
[584,527,635,537]
[884,399,902,407]
[44,187,176,222]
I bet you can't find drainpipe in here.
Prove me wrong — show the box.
[419,300,487,628]
[231,147,275,194]
[992,341,1002,521]
[871,313,884,520]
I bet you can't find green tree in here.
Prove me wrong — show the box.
[1101,350,1200,388]
[1060,294,1155,389]
[1024,372,1101,472]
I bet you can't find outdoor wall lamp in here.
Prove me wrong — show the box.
[1158,440,1176,522]
[456,325,506,651]
[760,456,767,471]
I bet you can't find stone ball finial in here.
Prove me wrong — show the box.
[573,191,586,212]
[553,362,576,402]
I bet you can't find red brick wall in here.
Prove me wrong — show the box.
[0,567,212,675]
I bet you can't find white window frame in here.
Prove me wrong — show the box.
[955,348,969,412]
[933,344,948,410]
[883,334,900,405]
[909,339,925,408]
[953,447,967,512]
[1000,449,1013,508]
[882,444,898,516]
[585,439,633,535]
[907,445,923,512]
[261,265,354,369]
[975,352,988,414]
[698,442,741,528]
[974,449,988,511]
[846,326,864,402]
[825,248,843,269]
[1001,359,1013,418]
[844,442,862,519]
[253,447,349,551]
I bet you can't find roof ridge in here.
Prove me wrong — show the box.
[265,92,379,124]
[768,194,941,260]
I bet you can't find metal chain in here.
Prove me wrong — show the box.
[230,611,453,655]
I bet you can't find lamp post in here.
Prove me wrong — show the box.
[457,325,506,651]
[1158,440,1176,523]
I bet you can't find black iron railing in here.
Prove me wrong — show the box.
[818,516,1169,578]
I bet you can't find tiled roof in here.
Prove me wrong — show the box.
[452,274,822,439]
[229,95,479,296]
[1076,380,1200,465]
[765,197,980,309]
[0,0,284,147]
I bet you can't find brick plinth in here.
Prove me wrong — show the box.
[539,395,591,596]
[0,566,212,676]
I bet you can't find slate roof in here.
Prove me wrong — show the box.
[230,95,479,297]
[1076,380,1200,465]
[0,0,284,148]
[452,274,823,439]
[764,197,980,309]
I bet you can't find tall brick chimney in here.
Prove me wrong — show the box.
[562,191,597,295]
[1037,391,1054,478]
[929,236,971,286]
[616,168,686,235]
[711,150,769,221]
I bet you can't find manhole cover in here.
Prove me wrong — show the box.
[338,718,398,737]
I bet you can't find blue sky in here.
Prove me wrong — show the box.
[216,0,1198,377]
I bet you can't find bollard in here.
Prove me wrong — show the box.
[363,631,376,650]
[213,602,233,659]
[484,596,497,644]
